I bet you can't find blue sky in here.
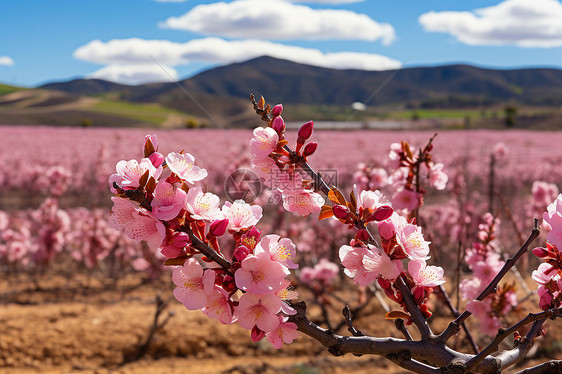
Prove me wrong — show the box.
[2,0,562,87]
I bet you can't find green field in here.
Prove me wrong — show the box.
[0,83,28,96]
[88,100,189,125]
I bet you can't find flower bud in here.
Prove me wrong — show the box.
[378,219,395,240]
[356,229,370,242]
[532,247,550,258]
[272,116,286,136]
[171,232,190,248]
[251,326,266,342]
[373,205,393,221]
[302,142,318,157]
[149,152,164,168]
[332,204,348,219]
[271,104,283,117]
[412,286,425,303]
[209,219,229,237]
[144,134,158,157]
[297,121,314,140]
[233,245,250,262]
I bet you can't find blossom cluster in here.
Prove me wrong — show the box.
[532,194,562,310]
[461,213,517,336]
[387,140,448,214]
[339,205,445,320]
[249,102,325,217]
[108,134,300,349]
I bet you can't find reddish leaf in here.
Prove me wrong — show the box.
[164,255,191,266]
[328,186,346,205]
[385,311,411,320]
[138,169,150,188]
[319,205,334,220]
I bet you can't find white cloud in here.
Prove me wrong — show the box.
[159,0,395,44]
[0,56,14,66]
[287,0,364,3]
[419,0,562,47]
[87,64,178,85]
[75,37,401,75]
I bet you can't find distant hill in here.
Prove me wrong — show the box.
[40,56,562,107]
[41,78,130,96]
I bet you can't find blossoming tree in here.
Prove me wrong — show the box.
[108,96,561,373]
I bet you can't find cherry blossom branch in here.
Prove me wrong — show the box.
[343,305,364,337]
[465,307,562,371]
[186,228,231,271]
[439,220,541,343]
[395,318,413,341]
[436,284,479,354]
[395,277,433,340]
[288,301,501,373]
[514,360,562,374]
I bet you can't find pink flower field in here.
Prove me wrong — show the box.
[1,123,562,373]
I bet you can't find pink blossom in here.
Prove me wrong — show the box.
[354,185,385,212]
[299,267,316,284]
[471,252,503,282]
[532,181,559,208]
[266,316,299,349]
[362,245,401,282]
[124,212,166,249]
[492,142,508,159]
[172,258,215,310]
[282,188,324,216]
[165,152,207,184]
[395,217,431,261]
[388,142,402,169]
[202,286,236,324]
[543,194,562,248]
[235,292,283,332]
[369,168,388,189]
[408,260,445,287]
[392,188,422,213]
[429,163,448,191]
[108,158,162,193]
[109,197,166,249]
[185,187,222,221]
[249,127,278,161]
[151,181,187,221]
[254,234,298,270]
[253,157,282,188]
[108,197,142,230]
[235,252,287,294]
[340,244,400,286]
[466,300,501,336]
[532,263,558,285]
[222,200,262,232]
[313,259,340,284]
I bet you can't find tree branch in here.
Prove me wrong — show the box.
[395,277,433,340]
[439,221,540,343]
[514,360,562,374]
[186,229,232,271]
[437,284,479,354]
[465,307,561,371]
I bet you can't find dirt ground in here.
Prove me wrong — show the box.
[0,273,559,374]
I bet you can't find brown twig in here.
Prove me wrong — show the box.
[465,307,561,371]
[513,360,562,374]
[439,220,540,343]
[437,284,479,354]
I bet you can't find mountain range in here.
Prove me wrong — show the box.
[41,56,562,108]
[2,56,562,128]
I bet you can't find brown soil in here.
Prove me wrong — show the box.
[0,274,559,374]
